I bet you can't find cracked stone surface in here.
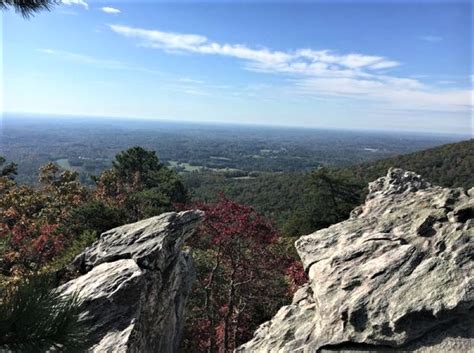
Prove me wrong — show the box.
[238,169,473,352]
[58,210,203,353]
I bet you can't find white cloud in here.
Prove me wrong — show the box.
[39,49,123,67]
[62,0,88,10]
[181,89,209,96]
[109,25,399,76]
[369,60,400,70]
[38,49,161,75]
[178,77,205,84]
[295,77,470,111]
[109,25,472,113]
[418,35,443,43]
[102,7,121,14]
[110,25,208,51]
[438,80,456,85]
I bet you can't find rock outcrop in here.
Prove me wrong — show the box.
[59,210,203,353]
[238,169,473,352]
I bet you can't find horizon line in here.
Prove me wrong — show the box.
[2,111,472,139]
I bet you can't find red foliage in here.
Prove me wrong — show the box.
[182,196,297,353]
[1,221,65,273]
[31,224,65,258]
[0,165,87,275]
[285,260,308,295]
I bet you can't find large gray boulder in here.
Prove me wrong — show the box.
[59,210,203,353]
[238,169,473,352]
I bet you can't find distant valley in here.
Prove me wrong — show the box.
[1,114,467,185]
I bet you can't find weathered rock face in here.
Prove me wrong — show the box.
[59,210,203,353]
[238,169,473,352]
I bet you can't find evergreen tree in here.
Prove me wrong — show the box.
[0,274,91,352]
[283,168,365,236]
[96,147,187,222]
[0,157,17,179]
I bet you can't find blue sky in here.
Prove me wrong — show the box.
[2,0,472,134]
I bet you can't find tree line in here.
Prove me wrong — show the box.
[1,139,472,351]
[0,147,305,353]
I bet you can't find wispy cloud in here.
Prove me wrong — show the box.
[62,0,88,10]
[178,77,205,84]
[181,89,209,96]
[294,77,471,112]
[102,7,121,14]
[38,49,161,75]
[109,24,400,78]
[108,25,472,113]
[437,80,455,85]
[164,77,213,96]
[418,35,443,43]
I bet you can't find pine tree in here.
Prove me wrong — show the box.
[0,274,92,352]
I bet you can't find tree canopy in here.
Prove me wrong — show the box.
[0,147,186,276]
[0,139,472,352]
[96,146,188,222]
[181,196,303,352]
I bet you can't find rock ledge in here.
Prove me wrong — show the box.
[238,169,473,352]
[59,210,203,353]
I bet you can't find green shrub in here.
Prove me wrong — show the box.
[0,274,92,352]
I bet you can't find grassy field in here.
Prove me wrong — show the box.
[168,160,204,172]
[56,158,74,171]
[168,160,244,174]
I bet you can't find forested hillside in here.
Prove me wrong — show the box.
[186,139,474,234]
[0,147,304,352]
[352,139,474,189]
[1,139,472,351]
[2,0,471,350]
